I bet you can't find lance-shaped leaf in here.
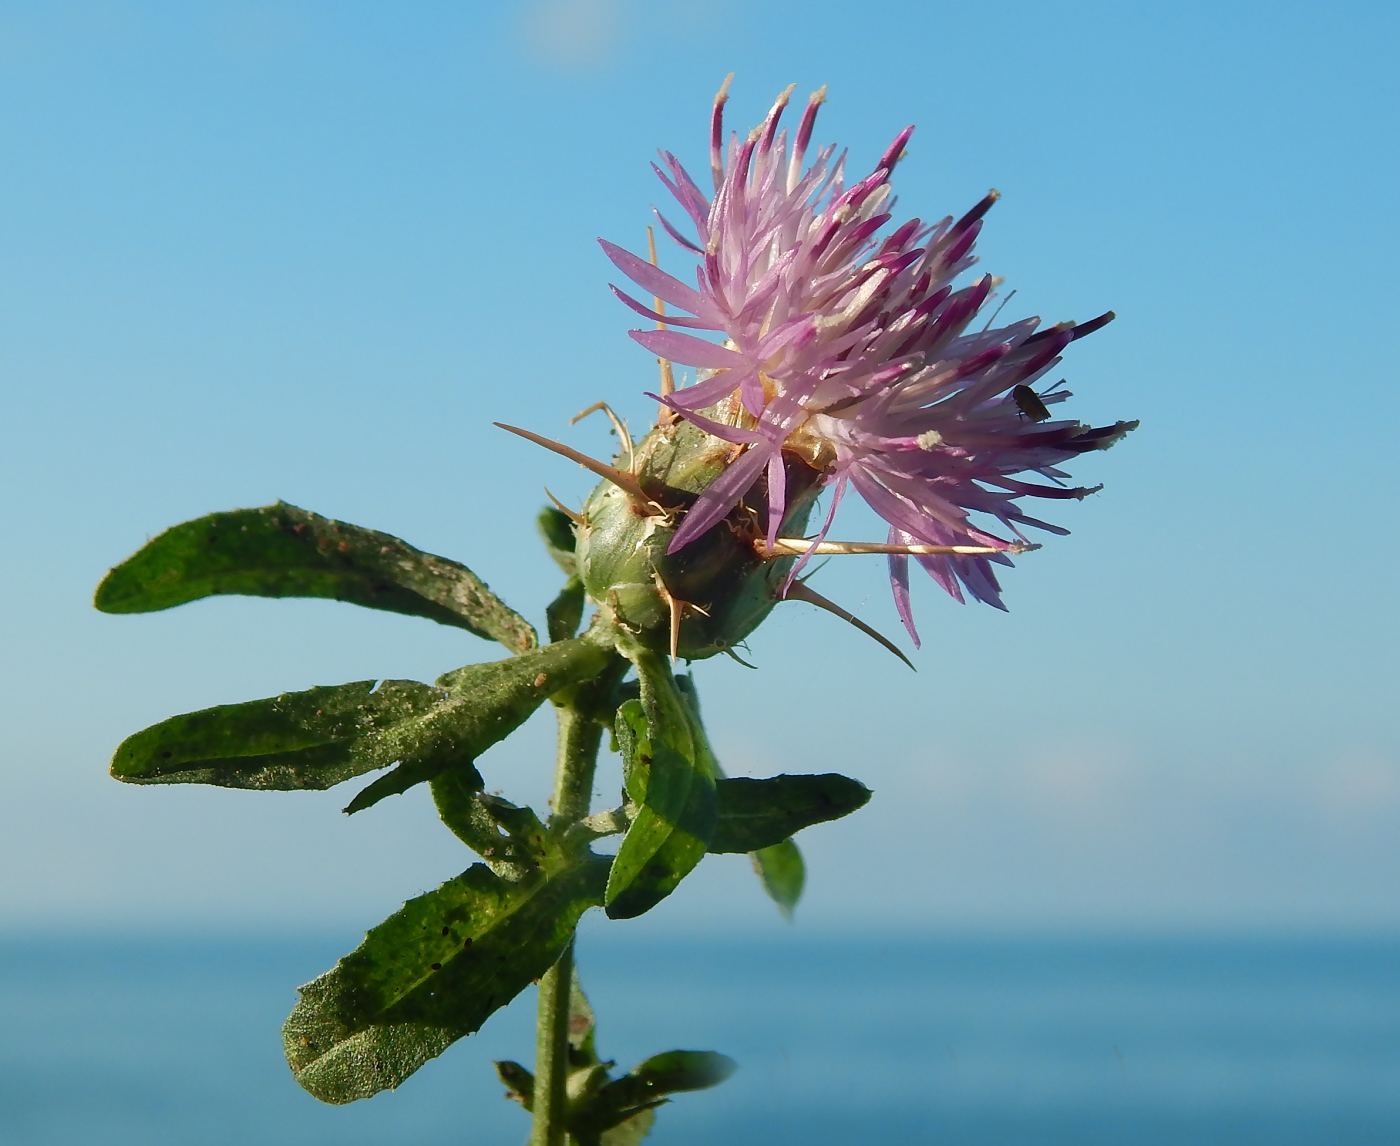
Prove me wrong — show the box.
[95,502,537,653]
[599,1110,657,1146]
[751,839,805,920]
[109,679,452,790]
[605,652,716,920]
[431,779,576,880]
[592,754,870,858]
[567,965,599,1063]
[538,505,579,576]
[610,1050,737,1100]
[495,1058,535,1109]
[283,808,609,1104]
[546,576,586,643]
[570,1050,737,1145]
[341,636,613,813]
[112,636,610,798]
[494,967,605,1116]
[504,966,731,1146]
[707,774,871,854]
[613,699,649,807]
[432,769,515,859]
[672,674,821,918]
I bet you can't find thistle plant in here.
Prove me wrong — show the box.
[95,79,1134,1145]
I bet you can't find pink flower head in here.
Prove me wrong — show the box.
[600,81,1135,642]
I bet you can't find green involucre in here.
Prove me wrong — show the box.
[574,421,821,660]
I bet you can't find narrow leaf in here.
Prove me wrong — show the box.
[113,636,610,800]
[283,819,608,1104]
[110,679,447,790]
[708,774,871,853]
[341,755,475,815]
[612,699,649,806]
[605,652,715,919]
[495,1060,535,1109]
[432,783,578,881]
[568,967,599,1064]
[538,506,579,575]
[673,675,825,915]
[95,503,537,653]
[751,839,805,920]
[575,1050,736,1142]
[431,770,509,857]
[546,576,586,642]
[344,636,613,812]
[560,963,733,1146]
[574,1099,668,1146]
[600,1108,657,1146]
[627,1050,738,1094]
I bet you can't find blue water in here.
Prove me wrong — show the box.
[1,933,1397,1144]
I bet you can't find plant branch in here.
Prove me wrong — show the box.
[530,935,576,1146]
[530,649,627,1146]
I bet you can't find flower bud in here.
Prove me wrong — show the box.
[576,420,820,660]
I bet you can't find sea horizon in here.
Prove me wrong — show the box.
[3,930,1397,1145]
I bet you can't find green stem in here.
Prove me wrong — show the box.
[551,702,607,827]
[530,933,576,1146]
[530,656,623,1146]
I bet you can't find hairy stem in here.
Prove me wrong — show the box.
[551,703,607,827]
[530,934,576,1146]
[530,656,623,1146]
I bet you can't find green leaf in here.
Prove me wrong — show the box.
[345,636,610,812]
[612,699,649,806]
[431,770,510,857]
[604,721,869,854]
[553,964,733,1146]
[708,774,871,853]
[751,839,805,921]
[625,1050,738,1095]
[113,637,610,802]
[546,575,586,642]
[538,506,579,575]
[109,679,457,790]
[95,503,537,653]
[283,813,608,1104]
[572,1050,736,1143]
[495,1059,535,1110]
[432,782,581,883]
[567,966,599,1064]
[600,1108,657,1146]
[605,651,716,920]
[672,674,826,916]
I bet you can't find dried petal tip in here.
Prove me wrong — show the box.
[1069,310,1116,340]
[954,190,1001,230]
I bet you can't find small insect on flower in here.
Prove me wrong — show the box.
[600,77,1136,644]
[1011,385,1052,423]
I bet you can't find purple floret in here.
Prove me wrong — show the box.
[602,82,1134,638]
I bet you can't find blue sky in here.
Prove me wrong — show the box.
[1,0,1396,936]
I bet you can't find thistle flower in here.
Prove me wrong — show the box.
[601,79,1135,642]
